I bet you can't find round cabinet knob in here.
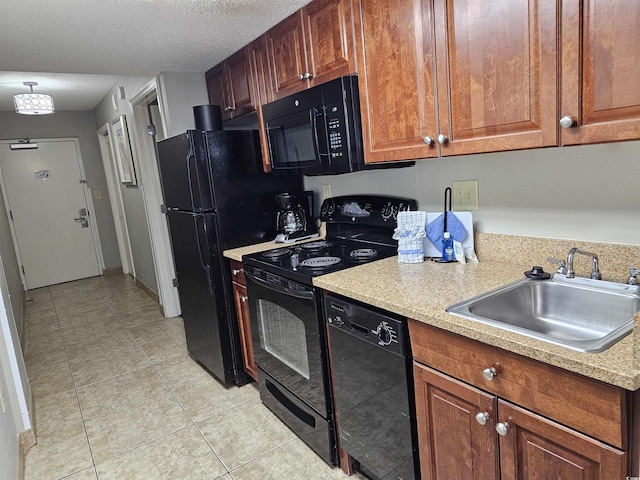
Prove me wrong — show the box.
[436,134,448,144]
[482,367,498,381]
[240,296,248,303]
[559,116,576,128]
[495,422,510,436]
[224,105,235,112]
[232,268,243,275]
[298,73,305,81]
[423,136,434,145]
[303,72,313,80]
[475,412,490,425]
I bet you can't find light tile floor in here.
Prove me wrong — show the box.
[22,274,365,480]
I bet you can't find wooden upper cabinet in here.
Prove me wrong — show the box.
[266,11,309,99]
[303,0,357,84]
[248,36,274,172]
[266,0,357,100]
[434,0,558,156]
[205,65,228,117]
[560,0,640,145]
[205,48,256,121]
[355,0,439,163]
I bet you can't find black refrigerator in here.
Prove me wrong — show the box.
[157,129,302,386]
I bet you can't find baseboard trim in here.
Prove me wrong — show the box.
[134,279,160,305]
[18,429,36,480]
[102,266,123,276]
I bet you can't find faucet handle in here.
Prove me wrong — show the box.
[547,257,567,275]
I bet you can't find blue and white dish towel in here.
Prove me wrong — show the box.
[393,211,427,263]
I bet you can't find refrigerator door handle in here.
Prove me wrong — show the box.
[194,214,215,296]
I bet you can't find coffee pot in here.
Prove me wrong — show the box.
[274,192,317,243]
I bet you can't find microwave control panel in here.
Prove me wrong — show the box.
[326,103,347,159]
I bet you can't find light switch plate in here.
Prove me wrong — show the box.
[452,180,479,211]
[322,184,332,200]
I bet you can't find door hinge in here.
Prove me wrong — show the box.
[9,211,13,221]
[172,278,179,288]
[21,265,25,275]
[79,179,87,184]
[147,124,157,137]
[160,204,167,214]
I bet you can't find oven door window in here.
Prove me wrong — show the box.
[266,109,320,169]
[257,299,310,379]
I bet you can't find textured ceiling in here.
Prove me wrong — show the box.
[0,0,311,111]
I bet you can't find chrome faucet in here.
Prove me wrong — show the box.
[566,247,602,280]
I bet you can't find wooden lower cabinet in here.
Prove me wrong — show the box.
[414,362,627,479]
[230,260,257,381]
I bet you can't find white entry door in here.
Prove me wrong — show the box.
[0,141,100,289]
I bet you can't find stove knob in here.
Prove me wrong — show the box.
[381,203,393,221]
[376,322,393,346]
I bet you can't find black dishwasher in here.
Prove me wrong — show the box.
[325,293,420,480]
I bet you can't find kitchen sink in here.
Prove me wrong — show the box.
[446,276,640,353]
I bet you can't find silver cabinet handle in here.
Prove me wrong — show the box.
[495,422,509,436]
[475,412,490,425]
[482,367,498,381]
[559,116,576,128]
[436,134,448,144]
[232,268,243,275]
[240,296,248,303]
[423,136,434,145]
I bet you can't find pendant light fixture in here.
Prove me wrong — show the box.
[14,81,55,115]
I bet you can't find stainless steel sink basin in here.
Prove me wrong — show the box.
[446,277,640,353]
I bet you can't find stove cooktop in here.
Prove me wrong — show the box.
[243,239,398,285]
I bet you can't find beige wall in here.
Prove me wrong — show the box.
[305,140,640,247]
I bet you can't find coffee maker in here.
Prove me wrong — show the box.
[274,191,319,243]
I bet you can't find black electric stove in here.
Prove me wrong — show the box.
[241,195,417,467]
[244,195,417,285]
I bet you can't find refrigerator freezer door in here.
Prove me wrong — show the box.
[166,210,238,383]
[157,131,214,212]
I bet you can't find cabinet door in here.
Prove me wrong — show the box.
[303,0,356,86]
[232,281,257,381]
[266,11,309,99]
[226,48,256,118]
[434,0,558,156]
[560,0,640,145]
[498,400,627,480]
[414,363,499,480]
[205,65,230,120]
[355,0,439,163]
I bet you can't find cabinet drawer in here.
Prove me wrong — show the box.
[408,320,627,449]
[229,259,245,285]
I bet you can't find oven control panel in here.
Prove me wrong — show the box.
[319,195,417,226]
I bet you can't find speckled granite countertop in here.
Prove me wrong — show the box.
[314,257,640,391]
[224,236,325,262]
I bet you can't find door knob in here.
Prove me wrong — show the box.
[475,412,490,425]
[495,422,509,436]
[482,367,498,381]
[559,116,576,128]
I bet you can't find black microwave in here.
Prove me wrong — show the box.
[263,75,365,176]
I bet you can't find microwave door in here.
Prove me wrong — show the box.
[266,110,318,170]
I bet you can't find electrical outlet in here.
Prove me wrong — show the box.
[322,184,332,200]
[452,180,479,211]
[94,190,102,200]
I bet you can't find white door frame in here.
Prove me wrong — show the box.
[128,80,181,317]
[97,123,135,275]
[0,137,105,288]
